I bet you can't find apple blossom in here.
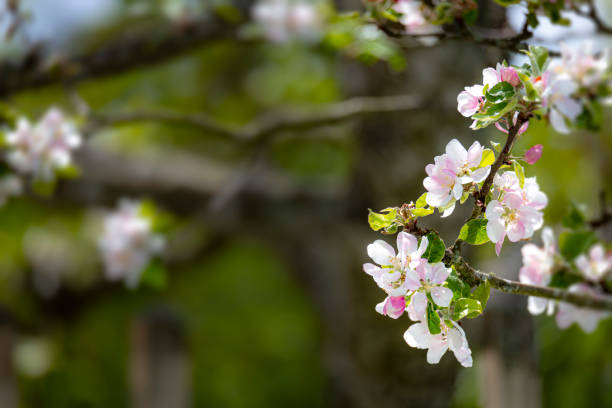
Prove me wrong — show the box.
[392,0,441,35]
[4,108,82,181]
[493,171,548,210]
[364,231,428,296]
[486,193,544,256]
[552,43,610,89]
[404,262,453,308]
[404,320,472,367]
[519,227,556,315]
[483,63,520,88]
[98,200,165,288]
[574,244,612,283]
[556,284,610,333]
[423,139,490,216]
[524,144,543,165]
[457,85,484,117]
[535,71,582,134]
[375,295,407,319]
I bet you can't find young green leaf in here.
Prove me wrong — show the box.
[479,149,495,167]
[447,270,471,301]
[458,219,490,245]
[470,280,490,309]
[415,193,428,208]
[452,298,483,320]
[368,208,398,233]
[422,232,446,263]
[559,231,597,261]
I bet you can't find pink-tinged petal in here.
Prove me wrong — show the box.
[367,240,395,266]
[404,269,422,291]
[517,119,530,135]
[426,338,449,364]
[466,141,483,167]
[495,120,509,134]
[482,67,499,87]
[447,326,464,351]
[382,296,407,319]
[441,203,456,218]
[574,254,590,277]
[495,234,505,256]
[363,263,384,278]
[470,167,490,183]
[453,347,473,368]
[507,220,526,242]
[407,291,428,321]
[527,296,549,315]
[404,322,432,349]
[397,231,418,260]
[425,189,451,208]
[430,286,453,308]
[485,217,504,243]
[590,244,604,262]
[525,144,543,165]
[445,139,468,163]
[416,236,429,258]
[429,263,450,285]
[499,66,520,87]
[457,91,480,117]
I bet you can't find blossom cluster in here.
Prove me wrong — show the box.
[457,44,610,134]
[98,200,165,289]
[519,229,612,333]
[423,138,491,217]
[4,107,82,182]
[364,232,473,367]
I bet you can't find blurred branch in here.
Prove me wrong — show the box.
[447,248,612,311]
[0,16,236,98]
[87,94,423,142]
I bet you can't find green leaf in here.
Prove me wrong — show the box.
[452,298,483,320]
[140,260,168,290]
[479,149,495,167]
[460,191,470,204]
[427,301,441,335]
[559,231,597,261]
[422,233,446,263]
[412,207,434,217]
[458,219,490,245]
[513,161,525,189]
[470,280,490,309]
[447,270,471,301]
[415,193,428,208]
[368,208,398,233]
[562,204,587,230]
[485,81,515,104]
[490,141,501,152]
[462,8,478,25]
[31,178,56,197]
[528,45,549,75]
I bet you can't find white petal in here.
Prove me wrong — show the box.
[527,296,548,315]
[426,339,448,364]
[430,286,453,308]
[397,231,418,260]
[471,166,490,183]
[404,323,432,349]
[445,139,467,163]
[367,240,395,266]
[407,291,428,321]
[441,203,456,218]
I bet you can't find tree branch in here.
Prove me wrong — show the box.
[0,15,236,98]
[87,94,424,142]
[446,249,612,311]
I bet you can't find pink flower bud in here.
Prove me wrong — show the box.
[525,144,543,165]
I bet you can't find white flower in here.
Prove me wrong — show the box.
[405,262,453,309]
[363,231,428,296]
[392,0,441,35]
[5,108,81,181]
[98,200,165,288]
[423,139,490,217]
[535,71,582,134]
[575,244,612,282]
[519,227,556,315]
[404,320,472,367]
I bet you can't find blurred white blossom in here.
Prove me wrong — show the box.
[4,108,82,181]
[98,200,165,288]
[252,0,322,43]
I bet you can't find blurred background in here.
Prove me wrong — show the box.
[0,0,610,407]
